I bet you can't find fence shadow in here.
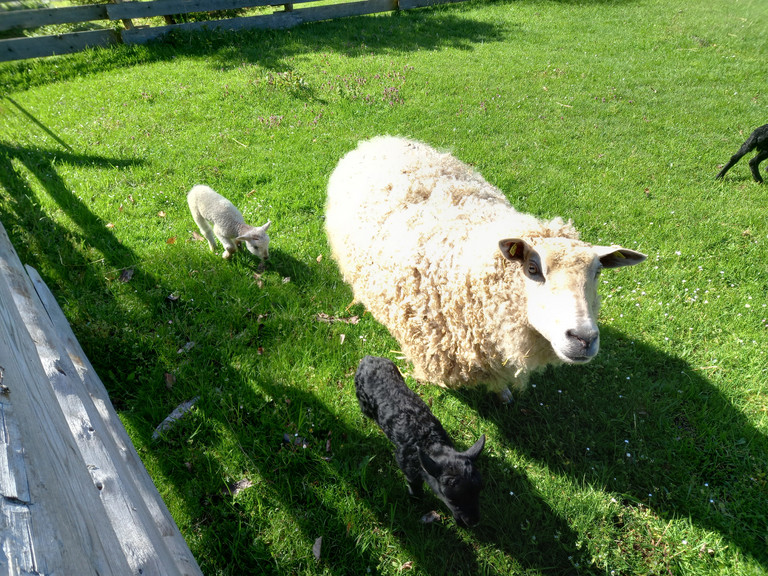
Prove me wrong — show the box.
[2,6,510,93]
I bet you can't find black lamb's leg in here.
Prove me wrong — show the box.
[748,149,768,183]
[716,135,757,180]
[716,146,751,179]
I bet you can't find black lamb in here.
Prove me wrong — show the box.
[354,355,486,527]
[716,123,768,183]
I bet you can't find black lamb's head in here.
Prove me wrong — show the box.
[419,434,486,527]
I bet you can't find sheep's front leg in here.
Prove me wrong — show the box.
[497,387,514,404]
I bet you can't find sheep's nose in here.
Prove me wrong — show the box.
[566,328,599,355]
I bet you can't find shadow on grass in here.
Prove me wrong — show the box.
[0,103,176,409]
[454,325,768,569]
[0,140,154,297]
[1,4,511,93]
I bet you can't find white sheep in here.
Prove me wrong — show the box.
[187,185,271,260]
[325,136,646,401]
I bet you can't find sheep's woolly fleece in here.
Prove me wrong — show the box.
[325,136,640,394]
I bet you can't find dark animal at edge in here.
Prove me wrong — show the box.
[716,123,768,183]
[354,356,485,527]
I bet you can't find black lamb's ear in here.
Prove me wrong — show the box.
[418,448,443,479]
[463,435,485,461]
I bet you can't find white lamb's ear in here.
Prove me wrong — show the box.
[594,246,647,269]
[498,238,528,262]
[260,220,272,232]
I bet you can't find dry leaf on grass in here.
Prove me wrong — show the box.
[316,312,360,325]
[312,536,323,561]
[158,210,166,217]
[420,510,441,524]
[177,341,195,354]
[191,230,205,242]
[118,268,134,283]
[226,478,254,497]
[152,397,199,440]
[164,372,176,390]
[166,237,176,245]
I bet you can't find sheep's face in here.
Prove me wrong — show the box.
[499,238,646,364]
[419,435,485,527]
[238,221,271,261]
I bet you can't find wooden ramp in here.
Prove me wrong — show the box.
[0,219,203,576]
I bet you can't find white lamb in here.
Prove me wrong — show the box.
[325,136,646,401]
[187,185,271,260]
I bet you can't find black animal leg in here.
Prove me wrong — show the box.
[716,152,745,180]
[748,150,768,183]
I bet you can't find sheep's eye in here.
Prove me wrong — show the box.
[527,262,541,278]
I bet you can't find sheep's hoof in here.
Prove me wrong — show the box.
[222,250,233,260]
[497,387,514,405]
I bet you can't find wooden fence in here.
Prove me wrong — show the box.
[0,0,459,62]
[0,218,203,575]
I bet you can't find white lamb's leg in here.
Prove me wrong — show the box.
[192,215,218,252]
[215,229,238,259]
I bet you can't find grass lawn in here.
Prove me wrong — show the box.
[1,0,767,573]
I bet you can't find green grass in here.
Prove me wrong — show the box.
[1,0,767,573]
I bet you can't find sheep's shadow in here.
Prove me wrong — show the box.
[455,325,768,569]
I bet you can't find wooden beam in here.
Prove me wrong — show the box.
[25,265,204,576]
[0,30,118,62]
[0,4,108,32]
[0,220,203,575]
[0,227,129,575]
[106,0,305,20]
[122,0,396,44]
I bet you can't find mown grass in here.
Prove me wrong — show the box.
[1,0,767,574]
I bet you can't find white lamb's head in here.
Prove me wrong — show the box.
[238,220,271,261]
[499,237,646,364]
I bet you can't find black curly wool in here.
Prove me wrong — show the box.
[355,356,485,527]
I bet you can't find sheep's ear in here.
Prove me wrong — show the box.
[418,448,443,479]
[594,246,647,268]
[260,220,271,232]
[463,434,485,461]
[499,238,528,262]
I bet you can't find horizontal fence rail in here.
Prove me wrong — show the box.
[0,0,461,62]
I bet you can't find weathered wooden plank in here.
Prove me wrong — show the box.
[0,400,29,503]
[122,0,396,43]
[26,265,204,576]
[0,4,108,32]
[107,0,311,20]
[0,220,202,575]
[0,232,129,575]
[398,0,463,9]
[0,29,118,62]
